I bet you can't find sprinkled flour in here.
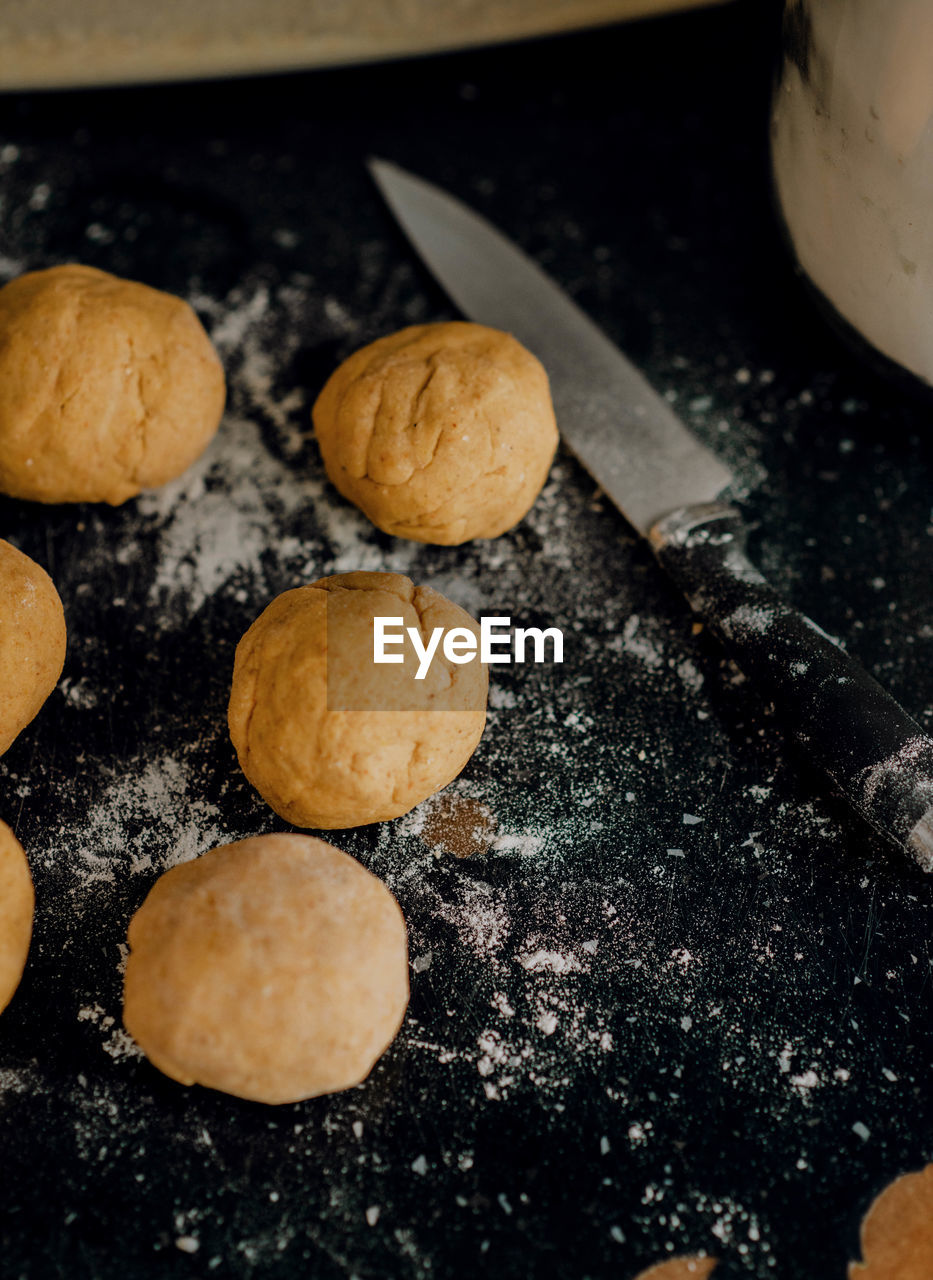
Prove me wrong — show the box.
[0,249,926,1280]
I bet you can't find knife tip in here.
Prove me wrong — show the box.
[366,155,396,185]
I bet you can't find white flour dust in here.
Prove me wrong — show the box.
[135,279,420,627]
[60,752,225,890]
[0,261,897,1278]
[77,1003,143,1061]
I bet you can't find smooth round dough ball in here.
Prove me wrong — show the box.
[123,834,409,1104]
[0,539,66,756]
[228,572,488,828]
[312,321,558,545]
[0,820,34,1016]
[0,264,225,504]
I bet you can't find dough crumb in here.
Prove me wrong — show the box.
[420,794,497,859]
[630,1258,717,1280]
[849,1164,933,1278]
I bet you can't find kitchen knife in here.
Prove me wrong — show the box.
[368,157,933,872]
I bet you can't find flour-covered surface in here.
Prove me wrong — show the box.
[2,6,933,1280]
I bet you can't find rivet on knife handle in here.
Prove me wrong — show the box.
[650,501,933,871]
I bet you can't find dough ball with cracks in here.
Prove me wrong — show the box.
[0,539,66,756]
[0,820,33,1017]
[228,571,488,829]
[0,264,225,504]
[312,321,558,544]
[123,834,409,1104]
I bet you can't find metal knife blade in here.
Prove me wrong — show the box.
[368,157,933,869]
[368,157,732,536]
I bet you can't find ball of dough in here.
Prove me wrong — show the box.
[123,834,409,1104]
[228,571,488,828]
[0,539,66,756]
[0,264,225,504]
[0,820,34,1016]
[312,321,558,544]
[850,1165,933,1280]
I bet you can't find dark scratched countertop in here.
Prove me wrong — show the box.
[3,3,933,1277]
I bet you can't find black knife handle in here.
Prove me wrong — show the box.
[650,501,933,870]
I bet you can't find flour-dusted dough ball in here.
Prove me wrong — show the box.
[0,539,66,756]
[0,264,225,504]
[312,321,558,545]
[0,821,34,1016]
[228,572,488,828]
[123,834,409,1104]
